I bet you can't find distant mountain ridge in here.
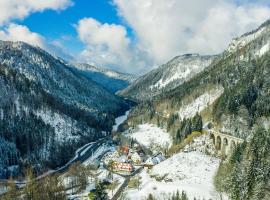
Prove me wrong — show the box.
[72,63,137,93]
[119,54,215,101]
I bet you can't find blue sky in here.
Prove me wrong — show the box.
[0,0,269,74]
[22,0,126,54]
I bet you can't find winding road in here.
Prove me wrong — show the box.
[0,137,109,186]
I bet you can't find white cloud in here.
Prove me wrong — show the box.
[0,23,74,60]
[0,1,74,60]
[187,2,270,54]
[0,0,73,25]
[76,18,150,73]
[77,18,131,59]
[113,0,270,72]
[0,23,45,47]
[114,0,214,65]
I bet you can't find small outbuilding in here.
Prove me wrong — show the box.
[131,152,142,164]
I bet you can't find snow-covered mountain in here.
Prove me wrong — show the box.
[128,19,270,139]
[119,54,215,101]
[226,19,270,57]
[0,41,129,177]
[72,63,137,93]
[124,20,270,199]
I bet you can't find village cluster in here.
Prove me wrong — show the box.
[102,142,166,174]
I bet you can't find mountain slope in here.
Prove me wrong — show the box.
[119,54,215,101]
[125,19,270,200]
[128,19,270,138]
[72,63,137,93]
[0,41,129,177]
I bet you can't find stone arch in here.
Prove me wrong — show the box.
[210,133,215,146]
[216,136,222,150]
[230,140,236,151]
[223,138,228,146]
[222,137,229,155]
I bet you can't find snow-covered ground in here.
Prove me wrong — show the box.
[82,144,115,166]
[66,143,124,200]
[0,187,8,195]
[128,124,172,152]
[124,151,224,200]
[113,110,130,131]
[178,86,224,120]
[122,134,226,200]
[255,41,270,57]
[35,109,80,142]
[227,26,267,53]
[96,167,125,199]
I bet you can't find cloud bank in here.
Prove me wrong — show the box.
[109,0,270,73]
[76,18,150,73]
[0,0,73,25]
[0,0,269,74]
[0,0,74,60]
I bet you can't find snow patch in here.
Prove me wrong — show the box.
[178,86,224,120]
[255,41,270,57]
[113,110,130,132]
[228,27,266,53]
[83,144,114,166]
[124,151,224,200]
[35,110,80,142]
[150,56,213,90]
[128,124,172,152]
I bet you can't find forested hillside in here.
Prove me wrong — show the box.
[0,41,129,177]
[127,19,270,139]
[125,19,270,199]
[215,127,270,200]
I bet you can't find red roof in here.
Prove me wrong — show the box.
[113,162,133,172]
[121,146,129,154]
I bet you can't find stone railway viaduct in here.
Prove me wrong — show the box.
[208,130,244,155]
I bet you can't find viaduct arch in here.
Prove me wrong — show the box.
[209,130,243,155]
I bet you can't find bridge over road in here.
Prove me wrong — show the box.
[208,130,244,156]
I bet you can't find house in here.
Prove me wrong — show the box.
[113,162,134,172]
[131,152,142,164]
[144,157,155,168]
[153,154,166,164]
[144,153,166,168]
[120,146,129,154]
[117,155,127,163]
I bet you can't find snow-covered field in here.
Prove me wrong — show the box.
[124,151,224,200]
[178,86,224,120]
[128,124,172,151]
[113,110,130,131]
[82,144,115,166]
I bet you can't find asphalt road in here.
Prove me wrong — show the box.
[0,137,109,186]
[111,167,144,200]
